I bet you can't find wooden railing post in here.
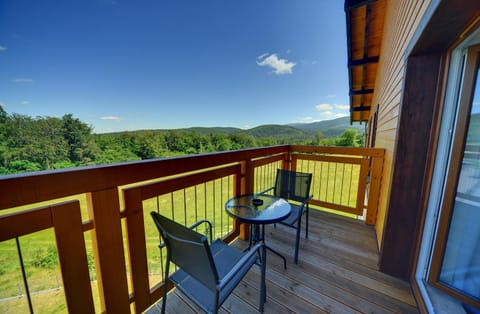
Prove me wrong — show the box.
[87,188,130,313]
[284,148,293,171]
[366,154,384,225]
[238,159,254,240]
[124,188,150,313]
[244,159,254,195]
[52,201,95,314]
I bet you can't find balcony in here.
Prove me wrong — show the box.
[0,145,417,313]
[146,209,418,313]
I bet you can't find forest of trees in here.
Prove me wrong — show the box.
[0,106,364,175]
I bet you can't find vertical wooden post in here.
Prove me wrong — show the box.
[238,159,254,240]
[357,158,370,216]
[232,166,243,238]
[285,150,293,171]
[244,159,254,195]
[124,189,150,313]
[52,201,95,314]
[366,155,384,225]
[87,188,130,313]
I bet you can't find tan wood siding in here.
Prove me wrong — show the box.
[369,0,432,248]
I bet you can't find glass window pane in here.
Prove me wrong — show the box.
[439,64,480,299]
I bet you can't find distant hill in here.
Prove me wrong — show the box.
[289,116,365,138]
[180,127,241,135]
[245,124,309,141]
[97,116,365,141]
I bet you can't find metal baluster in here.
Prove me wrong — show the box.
[16,237,34,314]
[183,189,187,226]
[194,185,198,224]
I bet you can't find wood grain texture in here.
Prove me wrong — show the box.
[145,209,418,314]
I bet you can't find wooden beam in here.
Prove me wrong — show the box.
[124,189,150,313]
[379,54,443,279]
[87,188,130,312]
[350,106,372,112]
[350,89,374,95]
[411,1,480,55]
[0,145,289,210]
[344,0,377,11]
[348,56,379,67]
[366,155,384,225]
[52,202,95,314]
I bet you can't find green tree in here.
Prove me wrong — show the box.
[229,133,257,149]
[61,114,99,164]
[3,114,69,170]
[165,131,193,152]
[95,133,141,164]
[7,160,42,173]
[0,105,8,168]
[315,131,324,145]
[211,133,232,151]
[336,129,359,147]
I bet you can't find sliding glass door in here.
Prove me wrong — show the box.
[429,45,480,308]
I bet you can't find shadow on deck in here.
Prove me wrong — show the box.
[145,209,418,313]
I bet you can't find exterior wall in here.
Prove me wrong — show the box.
[371,0,431,249]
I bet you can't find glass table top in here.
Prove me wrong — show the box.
[225,194,291,224]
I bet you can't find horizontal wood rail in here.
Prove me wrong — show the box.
[0,145,384,313]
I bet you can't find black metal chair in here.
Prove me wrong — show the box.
[151,212,266,314]
[263,169,312,264]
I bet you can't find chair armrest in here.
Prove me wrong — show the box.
[189,220,213,243]
[216,242,263,290]
[258,186,274,195]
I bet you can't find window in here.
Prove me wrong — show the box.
[416,35,480,311]
[367,105,378,148]
[428,44,480,308]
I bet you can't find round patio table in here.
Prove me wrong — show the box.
[225,194,291,269]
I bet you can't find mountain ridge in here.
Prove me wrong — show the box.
[99,116,364,140]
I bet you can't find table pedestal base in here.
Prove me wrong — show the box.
[245,224,287,269]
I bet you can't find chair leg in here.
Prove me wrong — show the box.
[214,291,219,314]
[305,207,309,239]
[259,244,267,312]
[161,261,170,314]
[294,219,302,264]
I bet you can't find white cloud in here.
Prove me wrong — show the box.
[315,104,333,111]
[257,53,296,75]
[100,116,121,121]
[14,78,33,83]
[20,101,29,105]
[0,46,7,52]
[321,111,334,116]
[334,113,348,118]
[335,104,349,110]
[327,94,336,99]
[257,52,269,60]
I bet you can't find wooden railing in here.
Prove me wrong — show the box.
[0,145,384,313]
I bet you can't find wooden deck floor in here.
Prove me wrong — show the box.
[145,209,418,313]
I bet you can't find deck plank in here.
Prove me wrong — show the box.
[147,209,419,313]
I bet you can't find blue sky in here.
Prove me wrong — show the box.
[0,0,350,133]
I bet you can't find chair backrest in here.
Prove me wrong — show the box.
[274,169,312,203]
[150,212,219,291]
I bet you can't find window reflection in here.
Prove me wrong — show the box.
[439,64,480,299]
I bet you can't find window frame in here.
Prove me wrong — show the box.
[427,44,480,309]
